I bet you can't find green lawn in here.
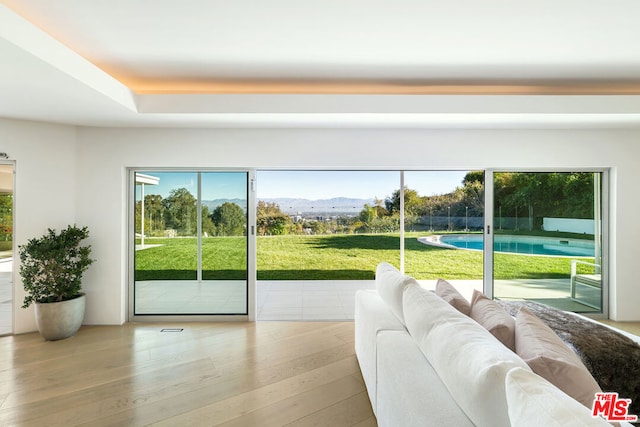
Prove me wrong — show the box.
[135,237,247,280]
[134,233,591,281]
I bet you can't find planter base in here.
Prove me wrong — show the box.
[35,294,86,341]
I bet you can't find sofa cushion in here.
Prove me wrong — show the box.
[505,367,611,427]
[470,289,516,351]
[375,262,417,324]
[403,283,529,427]
[354,289,407,414]
[377,330,474,427]
[515,307,602,409]
[435,278,471,315]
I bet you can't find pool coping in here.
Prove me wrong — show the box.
[418,234,595,258]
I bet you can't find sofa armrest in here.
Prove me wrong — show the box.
[354,289,406,414]
[376,330,474,427]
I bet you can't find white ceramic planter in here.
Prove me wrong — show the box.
[34,293,86,341]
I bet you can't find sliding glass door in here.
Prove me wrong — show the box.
[129,168,607,321]
[403,171,484,285]
[133,171,249,316]
[491,171,604,313]
[254,170,487,320]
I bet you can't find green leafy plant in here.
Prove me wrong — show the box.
[19,225,94,308]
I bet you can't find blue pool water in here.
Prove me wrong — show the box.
[439,234,595,257]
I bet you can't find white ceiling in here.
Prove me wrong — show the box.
[1,0,640,128]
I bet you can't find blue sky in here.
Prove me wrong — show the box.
[137,172,247,200]
[257,170,469,199]
[138,170,470,200]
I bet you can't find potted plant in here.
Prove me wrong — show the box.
[19,225,94,340]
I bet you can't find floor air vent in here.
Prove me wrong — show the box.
[160,328,184,332]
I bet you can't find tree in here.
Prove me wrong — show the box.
[461,180,484,216]
[493,172,595,230]
[385,188,422,216]
[300,219,318,234]
[373,197,388,217]
[212,202,246,236]
[256,201,292,235]
[201,205,217,236]
[144,194,164,236]
[561,173,594,218]
[359,203,378,223]
[162,188,197,235]
[357,201,403,233]
[463,170,485,186]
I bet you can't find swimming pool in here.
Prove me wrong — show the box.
[430,234,595,257]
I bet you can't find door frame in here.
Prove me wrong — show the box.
[0,160,15,335]
[484,168,609,318]
[127,168,256,322]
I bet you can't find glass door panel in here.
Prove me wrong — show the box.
[403,171,484,296]
[256,170,401,280]
[255,170,399,321]
[133,171,248,315]
[201,172,248,313]
[492,172,603,313]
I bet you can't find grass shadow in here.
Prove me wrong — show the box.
[136,269,247,280]
[258,269,374,280]
[309,234,401,250]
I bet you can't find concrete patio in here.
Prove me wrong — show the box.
[1,271,600,335]
[133,279,377,320]
[133,276,600,321]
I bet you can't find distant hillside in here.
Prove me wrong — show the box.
[260,197,373,215]
[202,197,374,215]
[202,198,247,212]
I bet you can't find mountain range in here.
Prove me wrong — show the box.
[261,197,374,214]
[202,198,247,212]
[202,197,373,215]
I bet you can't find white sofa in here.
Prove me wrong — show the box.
[355,262,636,427]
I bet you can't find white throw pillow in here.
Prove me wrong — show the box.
[506,367,611,427]
[375,262,417,325]
[403,284,530,427]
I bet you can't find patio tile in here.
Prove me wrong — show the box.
[262,294,303,307]
[302,294,342,308]
[303,306,345,315]
[255,280,365,320]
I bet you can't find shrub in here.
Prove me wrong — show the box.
[19,225,94,307]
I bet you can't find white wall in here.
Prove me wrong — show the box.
[74,127,640,323]
[0,118,77,334]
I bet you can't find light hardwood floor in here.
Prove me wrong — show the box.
[599,320,640,337]
[3,320,639,427]
[0,322,376,427]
